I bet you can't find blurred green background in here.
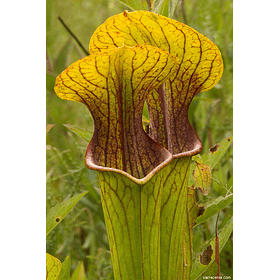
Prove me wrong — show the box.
[46,0,233,279]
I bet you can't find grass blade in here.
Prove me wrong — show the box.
[46,191,88,236]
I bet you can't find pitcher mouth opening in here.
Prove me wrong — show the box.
[85,139,202,185]
[85,144,173,185]
[173,142,203,158]
[173,140,203,159]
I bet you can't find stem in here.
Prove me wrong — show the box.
[160,157,191,279]
[97,157,193,279]
[98,169,164,279]
[201,99,220,147]
[146,0,152,11]
[181,0,188,24]
[184,185,192,280]
[58,16,90,56]
[46,51,53,72]
[215,212,221,277]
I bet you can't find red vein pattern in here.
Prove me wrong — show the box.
[55,45,177,179]
[89,11,223,157]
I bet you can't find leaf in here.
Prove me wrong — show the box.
[46,253,62,280]
[57,256,70,280]
[88,11,223,157]
[54,39,72,74]
[55,45,176,180]
[184,186,205,279]
[63,108,153,143]
[191,217,233,280]
[200,136,233,169]
[187,187,204,229]
[71,261,87,280]
[142,101,150,121]
[194,194,233,227]
[63,124,93,143]
[202,262,218,278]
[46,191,88,236]
[116,0,149,11]
[153,0,180,17]
[47,72,56,92]
[46,124,55,134]
[193,162,212,195]
[189,136,233,188]
[215,213,221,277]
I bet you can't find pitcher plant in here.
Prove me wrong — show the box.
[54,10,223,280]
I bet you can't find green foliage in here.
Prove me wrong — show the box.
[191,218,233,279]
[47,73,56,93]
[189,136,233,188]
[46,191,88,236]
[117,0,149,11]
[47,0,232,278]
[57,256,71,280]
[71,261,88,280]
[63,124,93,143]
[195,194,233,227]
[198,137,233,169]
[153,0,180,17]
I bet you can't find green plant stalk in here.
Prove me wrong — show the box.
[160,157,191,280]
[98,170,163,279]
[184,189,193,280]
[97,157,192,280]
